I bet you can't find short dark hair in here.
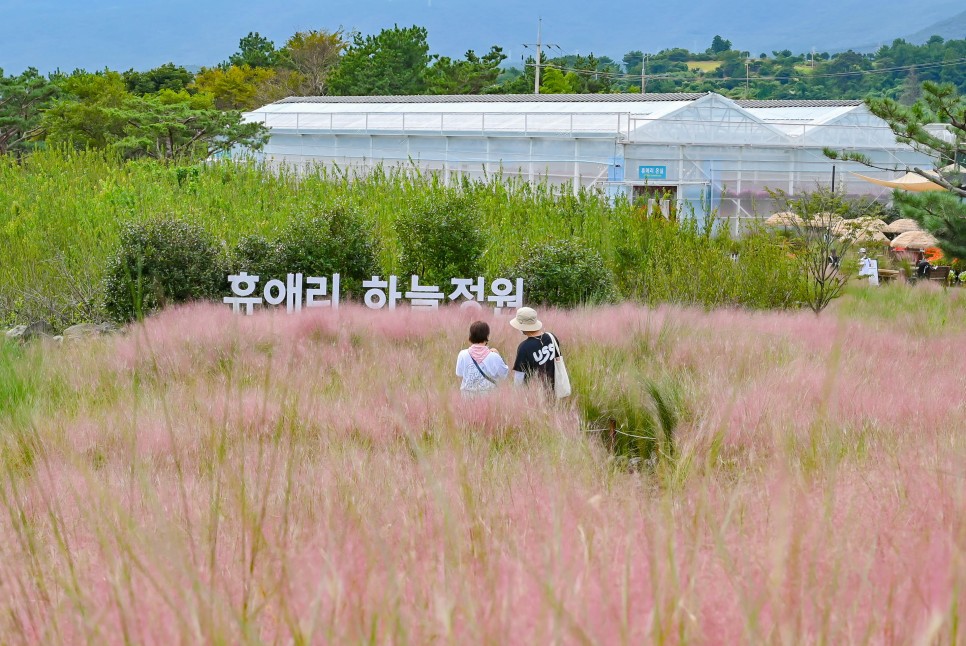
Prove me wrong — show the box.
[469,321,490,344]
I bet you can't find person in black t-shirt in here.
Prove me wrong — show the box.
[915,251,932,280]
[509,307,560,389]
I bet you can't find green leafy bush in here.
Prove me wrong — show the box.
[395,194,485,286]
[228,234,285,282]
[510,239,617,306]
[274,207,378,295]
[103,217,225,323]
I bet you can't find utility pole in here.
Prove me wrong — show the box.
[641,53,648,94]
[745,59,750,99]
[522,18,558,95]
[535,18,542,94]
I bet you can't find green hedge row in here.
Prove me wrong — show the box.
[1,150,807,326]
[103,213,804,324]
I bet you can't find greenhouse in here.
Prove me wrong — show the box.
[243,93,934,229]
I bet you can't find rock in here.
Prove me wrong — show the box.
[5,321,114,344]
[5,325,27,340]
[5,321,53,342]
[62,322,116,341]
[26,321,54,340]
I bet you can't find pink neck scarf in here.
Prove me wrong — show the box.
[468,343,491,362]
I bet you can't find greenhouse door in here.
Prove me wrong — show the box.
[632,185,677,218]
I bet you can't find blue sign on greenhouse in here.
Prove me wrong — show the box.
[638,165,667,180]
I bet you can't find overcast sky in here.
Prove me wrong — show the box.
[1,0,961,74]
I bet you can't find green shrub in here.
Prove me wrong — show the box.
[103,217,225,323]
[395,194,485,286]
[729,229,806,308]
[510,239,617,307]
[612,210,804,309]
[173,164,202,190]
[274,206,378,296]
[229,234,285,281]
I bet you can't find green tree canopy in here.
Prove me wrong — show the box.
[328,25,432,96]
[192,65,276,110]
[548,54,616,93]
[42,74,268,161]
[492,57,535,94]
[276,29,347,96]
[43,71,130,149]
[227,32,279,69]
[708,35,733,55]
[0,67,59,156]
[622,50,644,73]
[123,63,195,95]
[538,67,578,94]
[427,47,506,94]
[110,90,269,161]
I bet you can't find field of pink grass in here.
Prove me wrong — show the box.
[1,296,965,644]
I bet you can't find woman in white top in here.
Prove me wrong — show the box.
[455,321,509,395]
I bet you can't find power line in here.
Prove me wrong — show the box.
[530,57,966,83]
[525,56,966,85]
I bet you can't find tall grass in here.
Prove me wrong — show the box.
[832,280,966,333]
[0,301,964,642]
[1,149,805,327]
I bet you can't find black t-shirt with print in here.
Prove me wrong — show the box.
[512,332,559,387]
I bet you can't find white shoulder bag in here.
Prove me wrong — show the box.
[547,332,571,399]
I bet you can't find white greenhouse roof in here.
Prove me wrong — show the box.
[243,93,900,148]
[743,105,858,135]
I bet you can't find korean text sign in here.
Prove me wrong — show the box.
[225,273,524,315]
[638,165,667,180]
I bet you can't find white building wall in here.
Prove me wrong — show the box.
[247,94,935,228]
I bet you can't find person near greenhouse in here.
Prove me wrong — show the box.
[509,307,560,390]
[455,321,508,396]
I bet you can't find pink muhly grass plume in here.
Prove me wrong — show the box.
[2,300,965,643]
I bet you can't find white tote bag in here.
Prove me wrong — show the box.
[548,333,572,399]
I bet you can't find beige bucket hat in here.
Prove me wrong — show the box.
[509,307,543,332]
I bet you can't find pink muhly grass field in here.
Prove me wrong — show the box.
[0,301,964,644]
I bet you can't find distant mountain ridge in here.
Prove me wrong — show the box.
[904,9,966,45]
[1,0,964,74]
[853,9,966,52]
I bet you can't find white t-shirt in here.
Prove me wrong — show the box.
[456,348,509,393]
[858,257,879,285]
